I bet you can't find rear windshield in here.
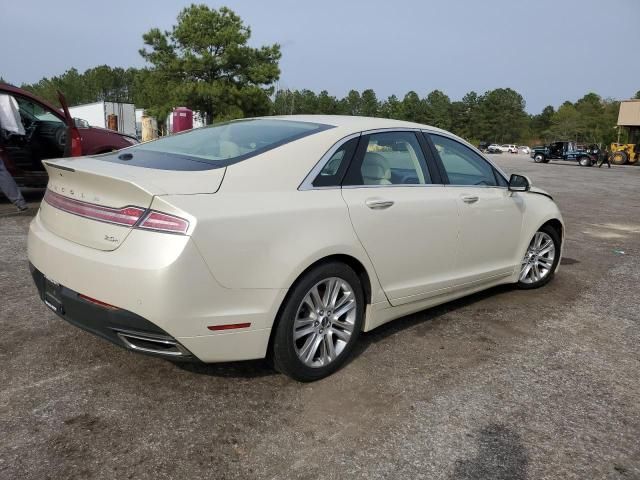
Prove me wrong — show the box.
[98,119,333,170]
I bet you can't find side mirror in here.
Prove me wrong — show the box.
[508,174,530,192]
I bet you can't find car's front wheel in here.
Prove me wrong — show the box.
[534,153,545,163]
[517,226,561,289]
[272,262,364,381]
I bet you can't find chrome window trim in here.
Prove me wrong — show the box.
[422,129,510,185]
[299,127,508,191]
[300,128,433,191]
[361,127,422,134]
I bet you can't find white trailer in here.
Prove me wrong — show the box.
[69,101,137,137]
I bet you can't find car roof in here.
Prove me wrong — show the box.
[265,114,449,135]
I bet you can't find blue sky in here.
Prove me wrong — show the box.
[1,0,638,113]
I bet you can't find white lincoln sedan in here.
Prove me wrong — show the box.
[28,116,563,381]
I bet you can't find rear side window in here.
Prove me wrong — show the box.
[312,137,359,187]
[98,119,333,170]
[429,134,502,186]
[343,131,432,186]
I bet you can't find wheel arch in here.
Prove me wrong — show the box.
[265,253,374,360]
[541,218,564,242]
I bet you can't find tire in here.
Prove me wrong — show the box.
[272,262,365,381]
[578,156,592,167]
[534,153,545,163]
[611,151,628,165]
[517,225,561,290]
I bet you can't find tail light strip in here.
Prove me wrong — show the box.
[43,189,190,234]
[44,189,144,226]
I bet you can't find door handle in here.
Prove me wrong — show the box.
[461,195,479,204]
[365,199,395,210]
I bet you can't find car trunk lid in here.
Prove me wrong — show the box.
[40,156,225,251]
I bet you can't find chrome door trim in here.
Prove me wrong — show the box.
[341,183,445,189]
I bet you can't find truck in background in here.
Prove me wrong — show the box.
[69,101,137,138]
[530,141,596,167]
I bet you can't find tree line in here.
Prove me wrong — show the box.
[10,4,639,147]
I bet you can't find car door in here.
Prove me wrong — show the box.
[427,133,524,286]
[340,130,460,305]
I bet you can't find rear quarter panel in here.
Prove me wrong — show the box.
[165,188,387,304]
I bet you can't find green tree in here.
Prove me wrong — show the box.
[476,88,527,143]
[531,105,555,142]
[424,89,451,130]
[360,89,379,117]
[272,88,294,115]
[291,89,318,114]
[546,102,580,140]
[342,89,362,115]
[400,91,425,123]
[139,4,281,122]
[317,90,339,114]
[635,90,640,99]
[449,91,479,140]
[574,93,605,143]
[379,94,403,119]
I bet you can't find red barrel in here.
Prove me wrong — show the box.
[172,107,193,133]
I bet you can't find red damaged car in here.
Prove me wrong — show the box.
[0,83,138,188]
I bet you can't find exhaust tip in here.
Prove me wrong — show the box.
[115,330,190,357]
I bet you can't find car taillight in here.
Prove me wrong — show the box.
[138,211,190,234]
[43,189,190,234]
[44,189,145,227]
[70,128,82,157]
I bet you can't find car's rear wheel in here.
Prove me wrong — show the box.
[578,156,592,167]
[517,226,561,289]
[534,153,545,163]
[272,262,364,381]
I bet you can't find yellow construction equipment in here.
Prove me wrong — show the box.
[610,100,640,165]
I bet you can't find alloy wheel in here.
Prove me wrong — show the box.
[293,277,357,368]
[519,231,556,284]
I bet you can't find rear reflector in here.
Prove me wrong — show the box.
[78,293,119,310]
[207,323,251,331]
[138,211,190,234]
[44,190,144,227]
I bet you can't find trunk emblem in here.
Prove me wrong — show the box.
[104,235,119,243]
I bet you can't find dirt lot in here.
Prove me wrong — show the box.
[1,155,639,480]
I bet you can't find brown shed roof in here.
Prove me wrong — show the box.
[618,100,640,126]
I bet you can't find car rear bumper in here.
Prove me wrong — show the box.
[30,263,196,360]
[27,212,286,363]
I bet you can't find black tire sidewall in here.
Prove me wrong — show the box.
[517,225,561,289]
[534,154,544,163]
[272,262,364,381]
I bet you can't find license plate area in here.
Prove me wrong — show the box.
[44,276,63,313]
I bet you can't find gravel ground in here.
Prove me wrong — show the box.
[1,155,639,480]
